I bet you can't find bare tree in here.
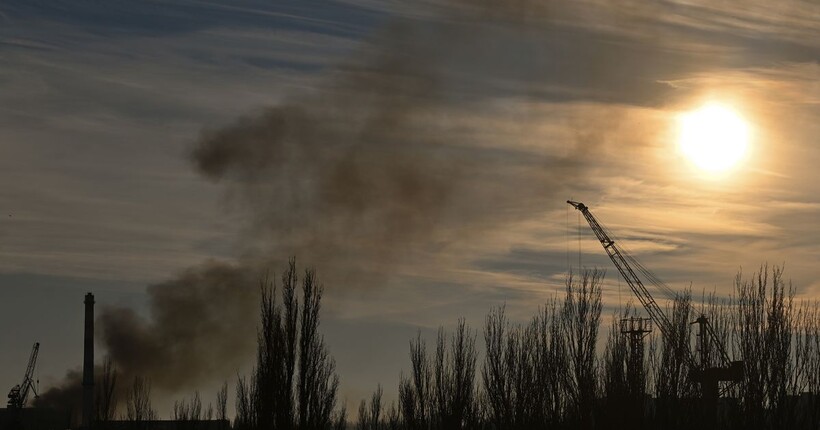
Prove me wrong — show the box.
[205,403,214,422]
[257,260,300,430]
[281,260,300,427]
[532,299,568,427]
[174,391,207,430]
[793,300,820,429]
[398,321,479,430]
[395,264,820,429]
[243,259,341,430]
[482,304,542,429]
[297,268,340,429]
[399,332,431,430]
[333,405,348,430]
[734,265,800,430]
[176,392,202,419]
[651,291,696,430]
[256,265,297,430]
[124,376,156,430]
[216,381,228,430]
[235,373,257,430]
[562,270,603,430]
[482,305,511,428]
[602,313,629,429]
[356,385,383,430]
[431,319,478,429]
[95,356,119,427]
[385,403,401,430]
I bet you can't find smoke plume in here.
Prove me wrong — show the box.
[97,262,258,391]
[187,16,613,279]
[33,369,83,415]
[37,0,634,404]
[35,262,258,417]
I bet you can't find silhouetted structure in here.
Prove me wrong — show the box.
[16,262,819,430]
[0,407,70,430]
[5,343,41,429]
[83,293,95,430]
[7,343,40,410]
[568,201,744,430]
[98,420,229,430]
[621,317,651,429]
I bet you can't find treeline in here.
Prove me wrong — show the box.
[355,265,819,430]
[93,263,820,430]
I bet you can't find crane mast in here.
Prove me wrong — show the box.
[567,201,741,373]
[568,200,743,428]
[7,342,40,409]
[567,202,675,340]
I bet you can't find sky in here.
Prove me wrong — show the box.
[1,0,819,416]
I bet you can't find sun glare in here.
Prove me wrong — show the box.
[678,103,750,173]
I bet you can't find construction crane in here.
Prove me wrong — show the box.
[7,342,40,409]
[567,201,742,425]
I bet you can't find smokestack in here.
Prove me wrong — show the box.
[82,293,94,430]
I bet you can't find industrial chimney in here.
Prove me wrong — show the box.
[82,292,94,429]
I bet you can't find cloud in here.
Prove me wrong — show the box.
[10,0,820,410]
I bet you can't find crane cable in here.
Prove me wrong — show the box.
[597,220,678,301]
[570,201,673,310]
[577,210,582,270]
[566,203,570,274]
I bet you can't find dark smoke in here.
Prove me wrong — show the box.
[38,0,637,405]
[97,262,259,391]
[188,17,614,278]
[33,368,82,414]
[35,263,259,414]
[190,21,461,274]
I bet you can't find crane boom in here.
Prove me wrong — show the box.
[565,200,741,374]
[7,342,39,409]
[567,202,675,338]
[568,200,743,425]
[568,200,742,370]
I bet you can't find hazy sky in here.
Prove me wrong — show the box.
[1,0,819,414]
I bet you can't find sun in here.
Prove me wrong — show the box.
[677,103,750,173]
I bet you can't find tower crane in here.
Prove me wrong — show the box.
[7,342,40,409]
[567,201,742,424]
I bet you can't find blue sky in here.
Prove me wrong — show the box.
[1,0,819,415]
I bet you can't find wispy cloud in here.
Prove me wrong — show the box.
[2,0,820,412]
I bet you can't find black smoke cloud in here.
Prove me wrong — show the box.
[38,0,650,404]
[188,18,615,279]
[33,368,82,415]
[97,262,258,391]
[36,262,258,413]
